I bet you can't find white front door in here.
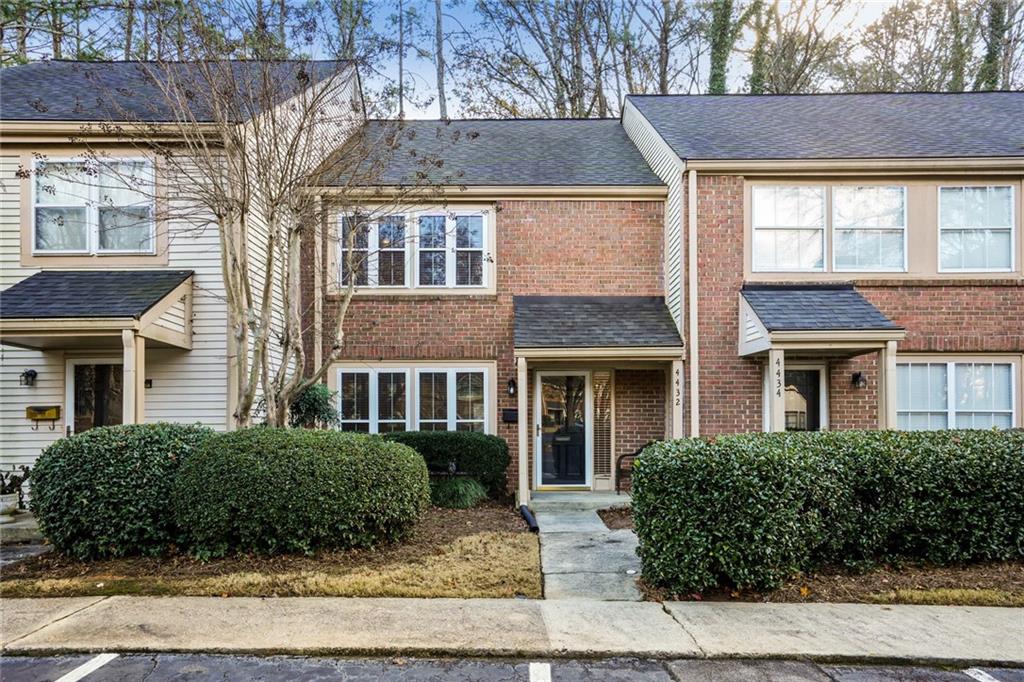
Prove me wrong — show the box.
[65,358,124,436]
[534,371,593,489]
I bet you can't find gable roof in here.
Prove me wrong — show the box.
[326,119,662,187]
[740,284,901,332]
[513,296,683,348]
[0,60,353,123]
[627,92,1024,161]
[0,270,192,319]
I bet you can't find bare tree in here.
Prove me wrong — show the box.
[434,0,448,118]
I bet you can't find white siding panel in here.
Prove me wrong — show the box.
[622,101,685,330]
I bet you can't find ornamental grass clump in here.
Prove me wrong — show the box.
[174,428,430,559]
[632,429,1024,595]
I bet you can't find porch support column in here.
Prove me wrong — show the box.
[768,347,786,432]
[516,355,529,505]
[879,340,898,429]
[121,330,140,424]
[671,357,685,439]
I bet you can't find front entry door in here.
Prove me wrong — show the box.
[784,369,823,431]
[66,360,124,435]
[536,372,590,487]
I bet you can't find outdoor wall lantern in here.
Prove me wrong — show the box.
[851,372,868,389]
[19,369,37,387]
[507,378,517,397]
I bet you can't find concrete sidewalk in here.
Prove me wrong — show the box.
[2,597,1022,666]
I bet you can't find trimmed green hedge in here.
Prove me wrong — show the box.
[174,428,430,558]
[430,477,489,509]
[383,431,510,496]
[632,430,1024,594]
[30,423,213,559]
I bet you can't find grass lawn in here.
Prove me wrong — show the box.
[601,507,1024,607]
[0,502,541,599]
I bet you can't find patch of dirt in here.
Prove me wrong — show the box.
[642,560,1024,607]
[597,506,633,530]
[1,501,529,584]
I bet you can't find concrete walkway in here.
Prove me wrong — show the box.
[531,492,642,601]
[2,597,1022,666]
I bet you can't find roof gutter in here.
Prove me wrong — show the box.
[311,184,668,200]
[685,157,1024,175]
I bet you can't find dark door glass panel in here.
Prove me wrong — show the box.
[540,375,586,485]
[784,369,821,431]
[74,364,124,433]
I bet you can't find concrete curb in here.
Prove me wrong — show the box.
[2,597,1021,667]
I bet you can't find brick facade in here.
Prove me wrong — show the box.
[310,199,667,491]
[688,174,1024,436]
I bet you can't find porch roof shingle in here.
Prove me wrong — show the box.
[0,270,192,319]
[741,283,902,332]
[513,296,683,348]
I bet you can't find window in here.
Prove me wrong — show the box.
[336,366,489,433]
[752,186,826,271]
[33,159,155,254]
[897,360,1016,430]
[338,209,489,290]
[833,186,906,271]
[939,186,1014,271]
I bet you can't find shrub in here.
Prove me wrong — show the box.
[632,430,1024,595]
[174,428,430,558]
[383,431,510,496]
[30,423,213,559]
[289,383,339,428]
[430,477,489,509]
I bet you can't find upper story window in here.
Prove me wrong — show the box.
[339,209,490,290]
[33,159,155,255]
[833,186,906,271]
[939,186,1015,272]
[751,186,825,271]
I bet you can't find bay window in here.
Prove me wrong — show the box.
[897,359,1017,430]
[752,186,826,271]
[338,210,489,290]
[33,159,155,254]
[939,186,1014,271]
[336,366,490,433]
[833,186,906,271]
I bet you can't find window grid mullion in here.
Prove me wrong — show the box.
[447,370,457,430]
[946,362,956,428]
[446,216,456,288]
[369,369,379,434]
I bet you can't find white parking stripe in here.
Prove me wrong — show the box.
[528,661,552,682]
[964,669,1002,682]
[54,653,119,682]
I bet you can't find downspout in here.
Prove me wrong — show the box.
[687,169,700,437]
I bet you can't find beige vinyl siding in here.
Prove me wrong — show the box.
[622,100,685,329]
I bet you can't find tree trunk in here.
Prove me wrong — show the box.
[748,0,767,94]
[434,0,447,118]
[49,2,63,59]
[707,0,734,94]
[975,0,1007,90]
[947,0,967,92]
[124,0,136,59]
[398,0,405,118]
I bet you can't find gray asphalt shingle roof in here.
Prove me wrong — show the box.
[514,296,683,348]
[0,60,352,122]
[741,284,901,332]
[0,270,192,319]
[628,92,1024,160]
[328,119,662,186]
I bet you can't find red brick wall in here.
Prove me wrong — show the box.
[311,199,666,490]
[688,174,1024,436]
[615,369,666,456]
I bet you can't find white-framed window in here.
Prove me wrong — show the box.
[938,185,1015,272]
[897,359,1017,430]
[33,158,155,254]
[336,366,489,433]
[833,186,907,271]
[751,185,826,271]
[338,209,489,290]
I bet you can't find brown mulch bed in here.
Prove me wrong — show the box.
[597,506,634,530]
[2,501,527,583]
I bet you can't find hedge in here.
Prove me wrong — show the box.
[632,430,1024,594]
[174,428,430,558]
[430,477,489,509]
[30,423,213,559]
[383,431,510,496]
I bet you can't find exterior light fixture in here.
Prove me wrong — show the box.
[19,369,37,387]
[507,378,517,397]
[851,372,867,389]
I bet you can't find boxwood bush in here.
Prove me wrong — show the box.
[30,423,213,559]
[632,430,1024,595]
[383,431,510,496]
[174,428,430,558]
